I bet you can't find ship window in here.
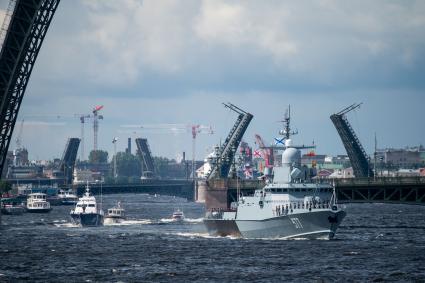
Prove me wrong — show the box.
[301,188,306,192]
[283,189,288,192]
[88,204,95,207]
[271,189,277,192]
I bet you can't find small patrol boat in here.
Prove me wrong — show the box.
[104,202,126,224]
[172,208,185,221]
[58,189,78,205]
[26,193,52,213]
[70,183,104,227]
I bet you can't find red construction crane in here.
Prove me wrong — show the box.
[254,134,274,168]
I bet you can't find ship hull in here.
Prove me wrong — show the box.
[60,199,78,206]
[236,210,346,239]
[203,219,241,237]
[104,216,125,225]
[1,206,25,215]
[26,208,52,213]
[70,213,104,227]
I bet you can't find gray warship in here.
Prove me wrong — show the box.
[204,107,346,239]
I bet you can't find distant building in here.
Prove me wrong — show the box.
[376,146,425,169]
[1,151,13,178]
[301,154,326,168]
[328,167,354,178]
[6,165,43,179]
[13,148,29,166]
[73,169,103,184]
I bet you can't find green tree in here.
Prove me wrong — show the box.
[116,152,141,178]
[153,156,171,177]
[89,150,109,164]
[0,180,12,195]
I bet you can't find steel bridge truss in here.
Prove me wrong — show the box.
[207,103,253,180]
[335,177,425,205]
[135,138,156,177]
[59,138,80,185]
[0,0,60,175]
[330,104,374,178]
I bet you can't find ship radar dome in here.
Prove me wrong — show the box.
[285,139,293,147]
[282,147,301,165]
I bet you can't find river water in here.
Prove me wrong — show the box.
[1,193,425,282]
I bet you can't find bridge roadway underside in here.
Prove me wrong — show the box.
[74,180,194,200]
[205,177,425,210]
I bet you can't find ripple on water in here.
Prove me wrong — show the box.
[1,196,425,282]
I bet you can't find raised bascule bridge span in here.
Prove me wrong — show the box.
[0,0,60,175]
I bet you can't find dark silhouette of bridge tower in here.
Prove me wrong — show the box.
[0,0,60,175]
[135,138,156,178]
[330,103,374,178]
[59,138,80,185]
[207,103,253,180]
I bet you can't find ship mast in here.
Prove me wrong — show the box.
[279,105,298,140]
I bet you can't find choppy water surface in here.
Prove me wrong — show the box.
[1,193,425,282]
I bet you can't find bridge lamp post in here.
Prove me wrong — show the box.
[112,137,118,181]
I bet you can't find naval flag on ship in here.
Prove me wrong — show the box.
[274,137,285,145]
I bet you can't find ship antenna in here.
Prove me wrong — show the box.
[284,105,290,139]
[85,181,90,196]
[280,105,298,139]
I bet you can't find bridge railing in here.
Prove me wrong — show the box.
[332,176,425,186]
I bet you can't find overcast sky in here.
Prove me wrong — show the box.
[1,0,425,161]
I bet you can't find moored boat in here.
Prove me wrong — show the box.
[1,198,25,215]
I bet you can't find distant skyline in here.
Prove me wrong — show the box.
[1,1,424,161]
